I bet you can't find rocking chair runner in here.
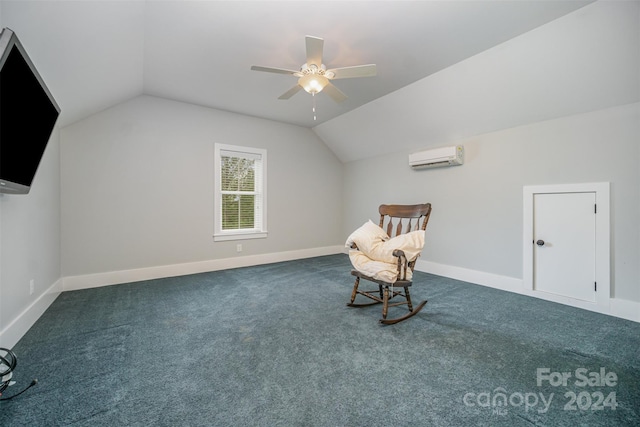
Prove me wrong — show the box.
[347,203,432,324]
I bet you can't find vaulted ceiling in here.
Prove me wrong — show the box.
[1,0,593,131]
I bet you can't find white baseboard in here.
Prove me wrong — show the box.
[416,260,523,292]
[415,259,639,323]
[609,298,640,323]
[63,245,344,291]
[0,278,63,349]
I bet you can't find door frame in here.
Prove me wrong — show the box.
[523,182,610,310]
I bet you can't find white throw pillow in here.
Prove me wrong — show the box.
[345,220,425,283]
[345,220,425,263]
[345,220,389,252]
[370,230,425,263]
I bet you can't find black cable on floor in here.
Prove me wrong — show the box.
[0,379,38,401]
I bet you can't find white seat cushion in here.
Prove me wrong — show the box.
[345,220,425,283]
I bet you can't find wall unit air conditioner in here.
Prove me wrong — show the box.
[409,145,464,169]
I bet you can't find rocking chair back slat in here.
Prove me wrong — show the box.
[382,218,393,237]
[380,204,432,270]
[379,203,432,237]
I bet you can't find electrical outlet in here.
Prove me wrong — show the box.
[236,244,242,252]
[29,279,35,295]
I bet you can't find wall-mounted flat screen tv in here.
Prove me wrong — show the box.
[0,27,60,194]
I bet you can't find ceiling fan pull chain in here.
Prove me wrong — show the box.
[312,93,317,121]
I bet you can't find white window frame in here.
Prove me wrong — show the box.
[214,143,267,242]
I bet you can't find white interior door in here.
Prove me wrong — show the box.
[533,192,596,302]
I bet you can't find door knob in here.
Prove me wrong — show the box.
[536,239,545,246]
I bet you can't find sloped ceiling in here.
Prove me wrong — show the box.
[1,0,593,133]
[141,0,593,129]
[1,0,146,129]
[314,0,640,162]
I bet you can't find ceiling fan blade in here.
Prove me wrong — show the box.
[278,84,303,100]
[251,65,300,76]
[327,64,377,79]
[323,82,347,103]
[305,36,324,68]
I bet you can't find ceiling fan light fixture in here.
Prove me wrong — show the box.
[298,73,328,94]
[251,36,376,109]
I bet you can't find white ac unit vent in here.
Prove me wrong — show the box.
[409,145,464,169]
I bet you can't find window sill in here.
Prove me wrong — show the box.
[213,231,268,242]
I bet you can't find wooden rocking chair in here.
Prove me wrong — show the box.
[347,203,432,325]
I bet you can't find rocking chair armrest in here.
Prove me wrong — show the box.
[392,249,406,258]
[392,249,409,281]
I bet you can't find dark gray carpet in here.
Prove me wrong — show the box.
[1,254,638,426]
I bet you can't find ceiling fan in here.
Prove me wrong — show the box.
[250,35,376,104]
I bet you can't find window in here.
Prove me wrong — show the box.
[214,143,267,241]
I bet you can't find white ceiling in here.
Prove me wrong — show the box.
[1,0,594,130]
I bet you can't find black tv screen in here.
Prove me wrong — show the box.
[0,28,60,194]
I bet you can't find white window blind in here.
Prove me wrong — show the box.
[214,144,267,241]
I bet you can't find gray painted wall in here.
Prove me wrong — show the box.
[0,4,62,344]
[324,0,639,305]
[60,96,343,277]
[342,103,639,302]
[0,131,61,337]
